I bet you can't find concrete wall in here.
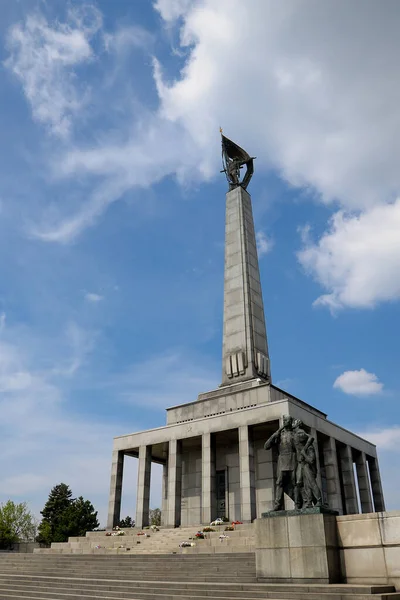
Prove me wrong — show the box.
[0,542,41,553]
[337,511,400,589]
[166,381,271,425]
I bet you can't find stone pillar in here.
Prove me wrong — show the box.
[107,450,124,529]
[161,461,168,526]
[311,428,323,495]
[136,445,152,529]
[222,186,270,385]
[338,445,359,515]
[239,425,256,522]
[323,437,343,514]
[355,451,373,513]
[367,455,385,512]
[202,432,216,524]
[255,512,340,584]
[166,439,182,527]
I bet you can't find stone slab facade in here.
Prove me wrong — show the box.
[337,511,400,589]
[255,511,340,583]
[255,510,400,590]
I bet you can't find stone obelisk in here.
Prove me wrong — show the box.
[221,133,270,386]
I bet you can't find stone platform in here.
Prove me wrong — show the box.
[255,510,400,590]
[34,523,256,555]
[0,553,398,599]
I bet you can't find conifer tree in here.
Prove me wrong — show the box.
[37,483,99,544]
[37,483,72,544]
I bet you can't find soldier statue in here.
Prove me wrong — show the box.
[264,415,296,511]
[264,415,323,511]
[293,419,322,508]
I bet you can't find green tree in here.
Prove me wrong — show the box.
[37,484,99,544]
[0,501,36,549]
[149,508,161,526]
[37,483,72,545]
[119,516,134,528]
[57,497,99,540]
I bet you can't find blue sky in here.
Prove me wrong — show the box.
[0,0,399,526]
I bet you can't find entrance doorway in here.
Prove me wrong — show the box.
[216,470,226,518]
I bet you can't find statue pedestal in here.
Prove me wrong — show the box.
[255,509,340,584]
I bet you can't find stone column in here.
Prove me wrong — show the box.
[367,455,385,512]
[166,439,182,527]
[107,450,124,529]
[338,445,358,515]
[323,437,343,514]
[222,186,270,385]
[311,428,323,494]
[161,461,168,526]
[136,445,152,529]
[239,425,256,522]
[355,451,373,513]
[202,432,216,524]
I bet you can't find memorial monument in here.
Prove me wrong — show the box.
[107,133,385,531]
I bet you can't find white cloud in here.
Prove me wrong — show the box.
[256,231,273,258]
[152,0,400,210]
[85,292,103,303]
[333,368,383,396]
[7,0,400,315]
[359,426,400,451]
[4,5,102,138]
[154,0,193,24]
[103,25,153,54]
[298,200,400,310]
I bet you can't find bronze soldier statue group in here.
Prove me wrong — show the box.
[264,416,323,512]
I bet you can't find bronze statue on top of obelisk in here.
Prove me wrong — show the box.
[220,128,255,190]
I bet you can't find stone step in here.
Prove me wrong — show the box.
[0,571,256,584]
[0,581,397,600]
[0,554,253,563]
[0,576,397,596]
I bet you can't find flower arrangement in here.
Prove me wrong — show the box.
[231,520,243,525]
[179,541,195,548]
[219,533,229,541]
[195,531,205,539]
[111,530,125,536]
[224,526,234,531]
[150,525,159,532]
[210,518,224,526]
[202,527,215,532]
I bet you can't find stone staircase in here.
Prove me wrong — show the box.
[34,524,256,555]
[0,553,398,599]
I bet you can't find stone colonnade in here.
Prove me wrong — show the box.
[107,425,385,529]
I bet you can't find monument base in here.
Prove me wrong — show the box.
[255,512,340,584]
[261,505,339,518]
